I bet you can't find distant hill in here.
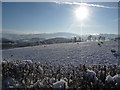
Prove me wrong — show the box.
[2,32,79,41]
[99,34,118,39]
[2,38,14,43]
[2,32,118,41]
[1,32,118,49]
[41,37,72,44]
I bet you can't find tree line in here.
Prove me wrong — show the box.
[72,35,106,42]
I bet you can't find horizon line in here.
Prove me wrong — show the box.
[2,31,118,35]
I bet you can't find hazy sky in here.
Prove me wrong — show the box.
[2,0,120,2]
[0,2,1,28]
[2,2,118,35]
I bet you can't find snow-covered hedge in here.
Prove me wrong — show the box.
[2,60,120,90]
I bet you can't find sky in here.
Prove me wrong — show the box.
[2,0,120,2]
[0,1,1,32]
[2,2,119,35]
[0,1,2,39]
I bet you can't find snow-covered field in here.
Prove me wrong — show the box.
[2,40,119,66]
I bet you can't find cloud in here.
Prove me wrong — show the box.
[2,29,59,34]
[113,18,120,22]
[1,0,118,9]
[2,29,43,34]
[74,24,103,28]
[55,1,117,9]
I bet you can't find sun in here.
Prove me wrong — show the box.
[75,6,89,20]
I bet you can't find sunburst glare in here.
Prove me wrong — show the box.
[75,5,89,21]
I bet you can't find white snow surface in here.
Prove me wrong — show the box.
[2,41,119,66]
[52,80,68,88]
[106,75,113,83]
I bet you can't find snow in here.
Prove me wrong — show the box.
[37,65,43,74]
[23,60,33,64]
[2,41,119,67]
[52,79,68,88]
[105,75,113,83]
[86,69,96,81]
[86,69,99,85]
[113,74,120,88]
[2,77,20,88]
[105,74,120,88]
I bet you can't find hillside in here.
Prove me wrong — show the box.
[2,40,119,66]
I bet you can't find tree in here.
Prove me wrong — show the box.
[101,36,106,41]
[98,36,106,41]
[87,35,92,41]
[78,37,81,42]
[73,37,77,42]
[94,36,97,41]
[98,36,102,41]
